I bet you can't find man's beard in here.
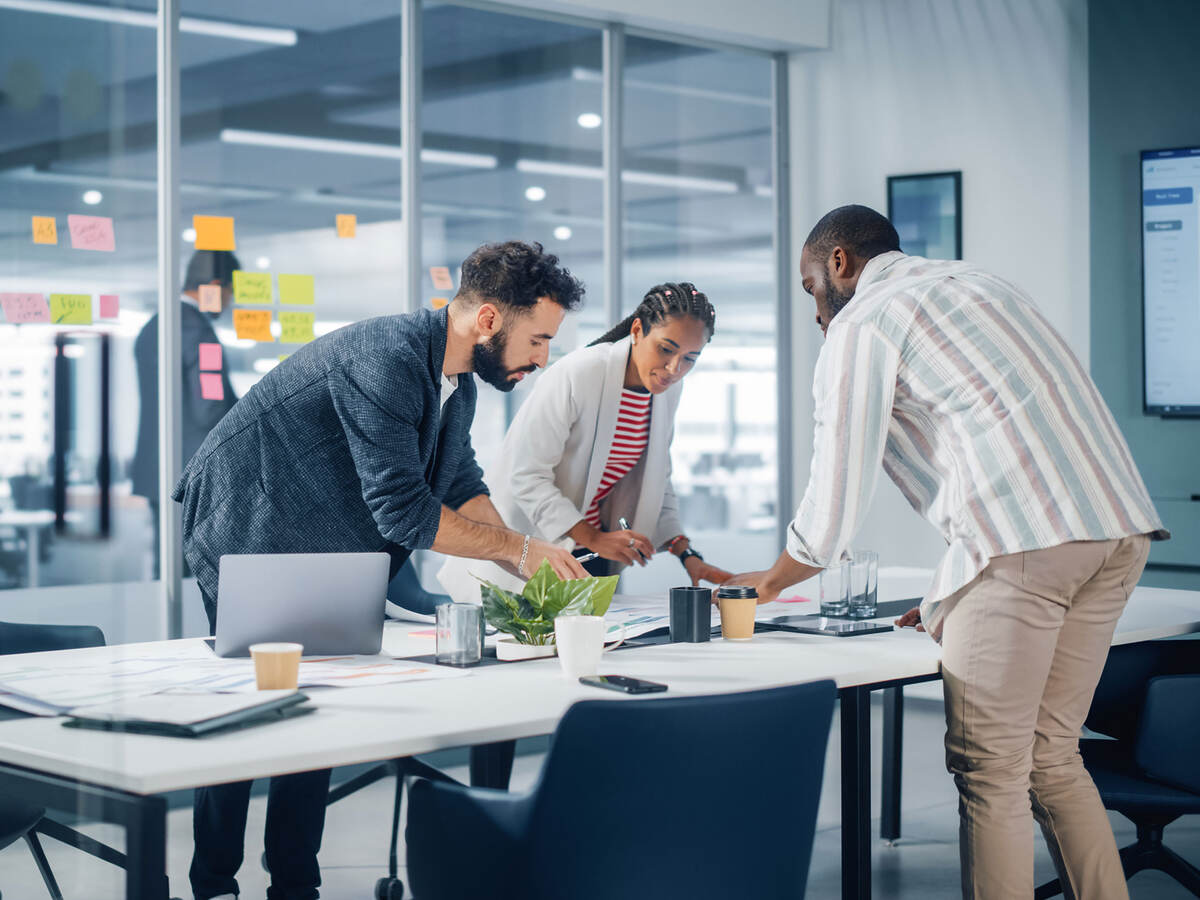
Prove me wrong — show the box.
[824,271,856,321]
[472,329,535,392]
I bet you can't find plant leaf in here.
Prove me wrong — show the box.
[554,578,600,618]
[479,582,524,639]
[588,574,619,617]
[521,560,556,614]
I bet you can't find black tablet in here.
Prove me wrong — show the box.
[769,616,894,637]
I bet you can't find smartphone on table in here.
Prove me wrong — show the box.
[579,675,668,694]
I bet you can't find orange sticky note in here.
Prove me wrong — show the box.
[429,266,454,291]
[193,215,236,251]
[430,297,449,310]
[198,284,222,313]
[199,372,225,401]
[336,214,356,238]
[198,342,222,370]
[67,214,115,252]
[1,293,50,324]
[233,308,274,342]
[98,294,119,318]
[32,216,57,245]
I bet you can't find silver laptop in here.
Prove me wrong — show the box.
[214,552,390,657]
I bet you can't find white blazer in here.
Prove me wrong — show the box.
[438,334,685,603]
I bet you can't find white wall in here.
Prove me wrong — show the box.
[787,0,1091,571]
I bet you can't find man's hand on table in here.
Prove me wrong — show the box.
[894,607,925,631]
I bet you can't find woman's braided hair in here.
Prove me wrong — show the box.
[589,282,715,346]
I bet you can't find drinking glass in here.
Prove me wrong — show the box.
[819,562,850,616]
[436,602,482,666]
[847,551,879,619]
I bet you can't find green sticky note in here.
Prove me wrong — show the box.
[49,293,93,324]
[278,273,315,305]
[279,311,315,344]
[233,270,273,304]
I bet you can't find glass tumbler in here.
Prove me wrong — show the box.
[847,550,879,619]
[819,562,850,616]
[436,602,482,666]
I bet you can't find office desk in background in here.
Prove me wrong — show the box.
[0,578,1197,900]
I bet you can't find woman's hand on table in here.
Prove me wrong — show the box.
[683,557,733,587]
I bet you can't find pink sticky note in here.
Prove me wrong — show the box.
[1,293,51,324]
[776,595,812,604]
[67,214,116,252]
[198,342,222,371]
[98,294,119,318]
[199,372,224,401]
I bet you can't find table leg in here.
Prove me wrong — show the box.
[881,685,903,842]
[469,740,515,789]
[841,686,871,900]
[26,525,39,588]
[124,794,169,900]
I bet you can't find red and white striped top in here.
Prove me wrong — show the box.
[584,388,652,528]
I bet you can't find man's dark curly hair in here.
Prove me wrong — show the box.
[803,204,900,262]
[456,241,584,312]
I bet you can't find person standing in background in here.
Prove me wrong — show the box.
[131,250,239,576]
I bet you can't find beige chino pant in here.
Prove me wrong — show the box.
[939,534,1151,900]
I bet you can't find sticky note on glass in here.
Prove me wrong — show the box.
[193,215,236,251]
[199,373,225,401]
[278,274,314,305]
[336,214,356,238]
[429,266,454,291]
[198,284,222,313]
[233,308,274,342]
[1,293,50,324]
[67,215,115,252]
[279,311,315,344]
[32,216,57,245]
[430,297,449,310]
[233,270,272,304]
[98,294,119,318]
[50,293,93,324]
[198,342,222,371]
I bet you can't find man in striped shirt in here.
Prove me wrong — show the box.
[733,205,1166,899]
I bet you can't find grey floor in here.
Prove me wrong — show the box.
[2,695,1197,899]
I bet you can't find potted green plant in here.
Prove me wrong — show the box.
[479,561,618,661]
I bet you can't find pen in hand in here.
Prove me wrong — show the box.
[618,518,650,563]
[575,551,599,564]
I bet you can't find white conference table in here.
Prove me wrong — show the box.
[0,580,1197,900]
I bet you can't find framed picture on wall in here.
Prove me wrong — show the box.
[887,171,962,260]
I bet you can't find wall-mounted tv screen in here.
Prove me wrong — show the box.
[1142,146,1200,416]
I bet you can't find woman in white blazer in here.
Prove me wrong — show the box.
[439,282,732,602]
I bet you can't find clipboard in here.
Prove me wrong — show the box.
[63,691,313,738]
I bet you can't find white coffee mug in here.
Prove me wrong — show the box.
[554,615,624,679]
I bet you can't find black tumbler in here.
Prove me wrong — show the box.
[670,586,712,642]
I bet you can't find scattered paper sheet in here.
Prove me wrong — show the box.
[233,270,272,304]
[278,273,314,305]
[50,293,93,324]
[279,311,315,344]
[32,216,57,245]
[199,372,224,400]
[429,266,454,291]
[194,215,236,251]
[198,342,222,370]
[336,214,356,238]
[67,214,115,252]
[198,284,222,312]
[1,293,50,324]
[98,294,119,318]
[233,308,273,342]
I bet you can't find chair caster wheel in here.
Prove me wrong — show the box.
[375,875,405,900]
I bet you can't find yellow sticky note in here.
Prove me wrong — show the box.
[278,354,290,362]
[278,274,315,305]
[193,215,236,251]
[279,311,315,344]
[49,293,93,324]
[336,214,356,238]
[32,216,57,245]
[233,270,272,304]
[430,297,449,310]
[233,308,274,342]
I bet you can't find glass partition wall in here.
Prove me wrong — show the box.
[0,0,788,635]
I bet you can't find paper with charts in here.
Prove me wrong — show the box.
[0,641,467,716]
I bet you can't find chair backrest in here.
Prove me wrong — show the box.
[0,621,106,656]
[1135,674,1200,795]
[1086,640,1199,742]
[524,679,836,900]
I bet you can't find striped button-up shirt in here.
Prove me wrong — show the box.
[787,252,1167,635]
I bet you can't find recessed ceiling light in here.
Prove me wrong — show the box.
[553,226,572,241]
[256,256,271,269]
[81,189,102,205]
[182,228,197,243]
[524,186,547,202]
[577,113,602,129]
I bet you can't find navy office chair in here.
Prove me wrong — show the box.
[0,622,127,900]
[1036,641,1200,899]
[405,679,837,900]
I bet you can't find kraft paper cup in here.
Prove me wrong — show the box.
[718,597,756,641]
[249,642,303,690]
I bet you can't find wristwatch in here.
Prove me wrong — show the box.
[678,547,703,569]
